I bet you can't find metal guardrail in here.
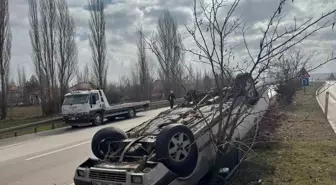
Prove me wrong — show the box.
[0,117,63,135]
[0,99,185,137]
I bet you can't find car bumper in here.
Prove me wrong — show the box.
[74,160,177,185]
[63,114,92,124]
[73,178,91,185]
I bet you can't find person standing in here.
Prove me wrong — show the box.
[168,90,176,109]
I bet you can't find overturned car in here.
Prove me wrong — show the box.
[73,73,277,185]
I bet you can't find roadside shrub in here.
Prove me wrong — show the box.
[275,79,300,105]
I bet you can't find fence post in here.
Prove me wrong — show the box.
[325,91,330,118]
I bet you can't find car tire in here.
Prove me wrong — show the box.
[71,125,79,128]
[234,73,259,105]
[126,108,136,119]
[91,127,128,160]
[155,123,198,178]
[222,144,244,181]
[92,113,103,126]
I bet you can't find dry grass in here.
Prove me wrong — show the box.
[231,83,336,185]
[0,106,58,129]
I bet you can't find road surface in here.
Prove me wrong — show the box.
[316,81,336,133]
[0,107,169,185]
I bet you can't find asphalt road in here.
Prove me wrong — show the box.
[0,107,169,185]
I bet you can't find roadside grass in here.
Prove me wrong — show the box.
[0,106,63,139]
[231,83,336,185]
[0,106,59,129]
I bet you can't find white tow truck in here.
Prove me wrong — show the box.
[72,73,277,185]
[61,89,150,128]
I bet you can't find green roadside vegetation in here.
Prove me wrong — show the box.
[231,82,336,185]
[0,106,57,129]
[0,106,58,130]
[0,106,63,139]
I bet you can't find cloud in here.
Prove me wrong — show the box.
[84,0,121,11]
[7,0,336,84]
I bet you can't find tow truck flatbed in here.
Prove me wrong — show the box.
[61,89,150,127]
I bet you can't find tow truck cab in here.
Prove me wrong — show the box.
[62,90,100,124]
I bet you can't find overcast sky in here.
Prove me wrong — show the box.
[8,0,336,83]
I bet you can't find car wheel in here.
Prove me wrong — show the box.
[91,127,127,160]
[155,124,198,178]
[126,108,136,119]
[234,73,259,105]
[93,113,103,126]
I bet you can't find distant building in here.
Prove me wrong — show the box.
[28,90,41,104]
[7,84,22,105]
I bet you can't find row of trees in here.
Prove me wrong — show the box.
[26,0,182,116]
[28,0,77,115]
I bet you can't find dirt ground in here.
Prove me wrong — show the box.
[231,83,336,185]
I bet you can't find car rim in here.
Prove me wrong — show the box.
[95,114,102,124]
[99,139,119,157]
[168,132,191,162]
[129,109,134,117]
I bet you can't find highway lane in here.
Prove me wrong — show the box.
[0,107,169,185]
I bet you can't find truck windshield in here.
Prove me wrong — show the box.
[63,94,89,105]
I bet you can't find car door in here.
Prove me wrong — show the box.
[91,93,101,111]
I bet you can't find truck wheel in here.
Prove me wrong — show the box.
[155,124,198,178]
[126,108,136,119]
[92,113,103,126]
[91,127,127,160]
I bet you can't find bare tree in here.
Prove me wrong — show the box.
[202,72,213,91]
[56,0,78,103]
[17,65,27,87]
[29,0,68,115]
[0,0,11,119]
[269,48,314,84]
[88,0,108,91]
[17,65,27,102]
[136,28,151,100]
[28,0,47,115]
[136,0,336,183]
[183,0,336,182]
[140,9,185,97]
[76,63,91,83]
[40,0,58,113]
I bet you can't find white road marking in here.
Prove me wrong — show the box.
[25,141,91,161]
[0,141,31,150]
[69,183,75,185]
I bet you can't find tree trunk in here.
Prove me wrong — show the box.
[1,70,6,120]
